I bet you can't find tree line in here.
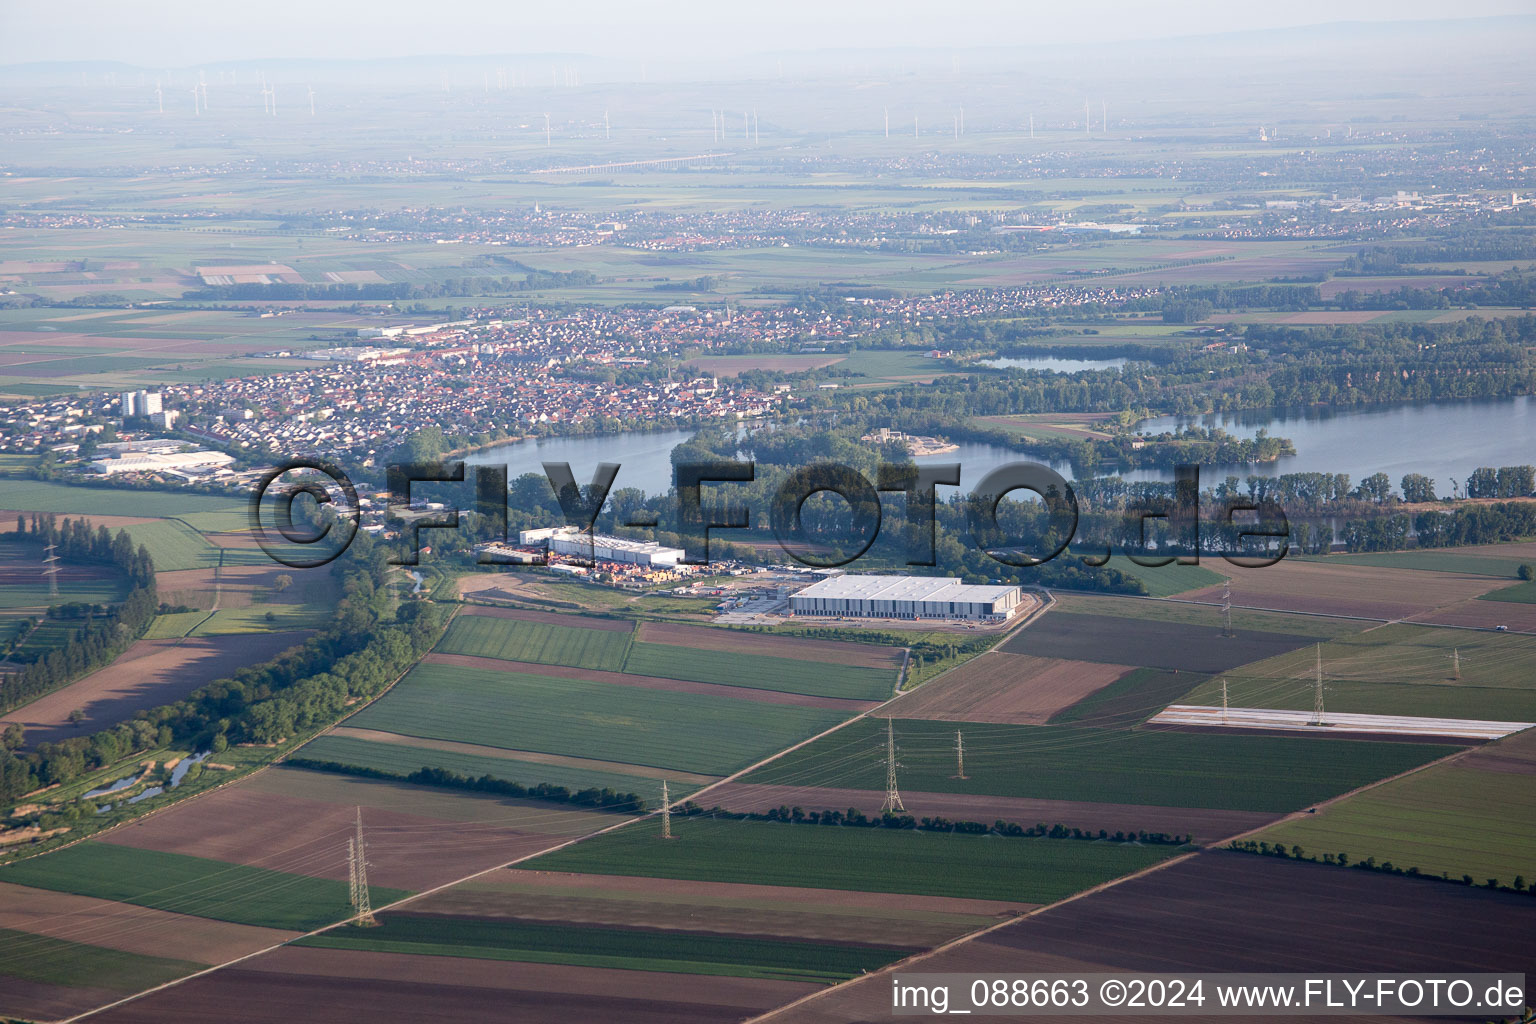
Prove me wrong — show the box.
[0,515,157,715]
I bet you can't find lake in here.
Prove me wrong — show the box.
[461,396,1536,495]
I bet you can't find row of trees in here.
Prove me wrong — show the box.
[182,269,598,303]
[0,516,158,714]
[1228,839,1531,896]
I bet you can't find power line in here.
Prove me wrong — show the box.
[350,807,376,926]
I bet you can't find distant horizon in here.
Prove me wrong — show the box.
[2,2,1533,69]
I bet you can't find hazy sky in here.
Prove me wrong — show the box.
[2,0,1531,66]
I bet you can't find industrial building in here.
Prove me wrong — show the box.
[789,574,1024,622]
[519,526,684,567]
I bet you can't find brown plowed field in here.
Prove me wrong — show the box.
[1005,612,1317,673]
[0,881,296,963]
[460,604,634,632]
[155,564,330,610]
[771,851,1536,1024]
[449,868,1032,944]
[1185,561,1498,620]
[96,766,616,892]
[884,652,1132,724]
[2,631,311,746]
[701,784,1276,844]
[87,946,820,1024]
[1405,598,1536,632]
[638,621,904,669]
[421,653,879,710]
[0,976,121,1024]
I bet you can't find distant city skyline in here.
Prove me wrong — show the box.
[2,0,1532,67]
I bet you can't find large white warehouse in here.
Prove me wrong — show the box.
[519,526,684,567]
[789,574,1024,622]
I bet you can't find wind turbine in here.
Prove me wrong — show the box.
[155,80,163,114]
[543,112,551,146]
[192,85,200,115]
[307,85,316,116]
[604,109,610,140]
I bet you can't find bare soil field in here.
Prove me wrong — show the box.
[1183,560,1499,620]
[461,604,633,632]
[884,652,1133,724]
[701,784,1277,844]
[421,652,879,710]
[1405,597,1536,631]
[327,726,720,785]
[0,881,296,963]
[642,621,904,669]
[772,851,1536,1024]
[418,869,1025,947]
[155,563,329,611]
[88,946,820,1024]
[96,766,615,892]
[0,976,122,1024]
[1319,275,1475,297]
[1005,612,1317,673]
[2,631,311,745]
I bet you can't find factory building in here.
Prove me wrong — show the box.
[518,526,684,567]
[789,574,1024,622]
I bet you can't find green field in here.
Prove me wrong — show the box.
[525,817,1179,903]
[0,926,204,991]
[0,842,408,931]
[437,614,632,671]
[347,662,849,776]
[1479,581,1536,604]
[0,480,248,531]
[1179,623,1536,720]
[1294,551,1527,577]
[1050,592,1365,639]
[1095,556,1227,598]
[746,719,1449,812]
[297,734,705,800]
[297,913,908,984]
[624,641,895,700]
[1048,668,1206,728]
[1260,731,1536,886]
[118,519,222,572]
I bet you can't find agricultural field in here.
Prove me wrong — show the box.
[623,641,896,700]
[0,926,206,1022]
[0,481,249,531]
[297,733,708,801]
[1005,610,1319,673]
[1092,555,1228,597]
[436,609,633,671]
[1259,728,1536,886]
[1178,623,1536,722]
[524,817,1180,904]
[74,945,823,1024]
[1294,549,1531,578]
[1184,559,1504,621]
[297,912,911,984]
[1048,667,1214,728]
[0,842,406,930]
[886,652,1134,724]
[345,661,850,776]
[1,630,313,745]
[635,621,905,670]
[1479,580,1536,604]
[775,852,1536,1023]
[1048,591,1367,638]
[744,718,1451,812]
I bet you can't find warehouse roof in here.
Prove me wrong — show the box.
[792,574,1017,604]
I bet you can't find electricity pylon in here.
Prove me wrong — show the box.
[660,779,672,839]
[42,542,60,600]
[1221,678,1229,726]
[880,719,904,813]
[951,730,967,779]
[1220,580,1236,638]
[1312,644,1327,727]
[349,807,376,925]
